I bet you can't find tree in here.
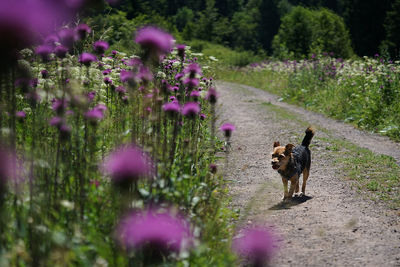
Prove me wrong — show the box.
[383,0,400,58]
[272,6,353,58]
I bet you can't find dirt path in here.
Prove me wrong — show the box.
[216,81,400,266]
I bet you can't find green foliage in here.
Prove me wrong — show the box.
[272,6,353,59]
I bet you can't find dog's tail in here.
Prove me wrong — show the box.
[301,126,315,147]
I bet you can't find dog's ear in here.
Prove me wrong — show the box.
[273,141,280,148]
[284,144,294,155]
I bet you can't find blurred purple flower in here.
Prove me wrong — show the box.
[58,28,75,49]
[44,34,60,48]
[115,85,127,95]
[93,40,109,55]
[87,91,96,102]
[190,90,200,101]
[52,99,68,114]
[49,116,63,127]
[206,87,218,104]
[209,163,217,174]
[116,209,192,253]
[163,102,180,116]
[120,70,135,84]
[0,147,18,195]
[137,66,153,83]
[103,145,153,185]
[0,0,70,69]
[16,111,26,120]
[79,52,97,66]
[41,70,49,79]
[54,45,68,59]
[183,77,199,88]
[177,44,186,59]
[199,113,206,120]
[220,123,235,138]
[104,77,112,85]
[112,50,118,56]
[184,63,202,77]
[182,102,200,119]
[135,26,174,55]
[75,24,91,40]
[175,72,184,81]
[232,227,278,267]
[103,69,111,75]
[84,108,104,123]
[35,45,53,62]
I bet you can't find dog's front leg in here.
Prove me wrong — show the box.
[288,175,299,198]
[282,177,289,200]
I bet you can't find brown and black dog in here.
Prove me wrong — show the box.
[271,127,315,200]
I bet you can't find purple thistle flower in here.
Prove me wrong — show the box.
[116,209,192,253]
[87,91,96,102]
[199,113,206,120]
[137,66,153,83]
[75,24,91,40]
[52,99,68,114]
[79,53,97,67]
[49,116,63,127]
[120,70,135,84]
[93,40,109,55]
[58,28,75,49]
[103,145,153,185]
[35,45,53,62]
[41,70,49,79]
[112,50,118,56]
[54,45,68,59]
[190,90,200,101]
[220,123,235,138]
[170,86,179,93]
[84,108,104,123]
[115,85,127,95]
[44,34,60,48]
[135,26,174,55]
[163,102,180,116]
[184,63,202,77]
[15,111,26,120]
[182,102,200,119]
[183,77,199,88]
[176,44,186,59]
[209,163,217,174]
[175,72,184,81]
[104,77,112,85]
[232,227,278,267]
[103,69,111,75]
[95,104,107,113]
[206,87,218,104]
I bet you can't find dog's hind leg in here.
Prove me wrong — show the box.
[301,167,310,196]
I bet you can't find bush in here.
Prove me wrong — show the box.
[272,6,353,59]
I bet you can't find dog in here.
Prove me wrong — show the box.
[271,127,315,200]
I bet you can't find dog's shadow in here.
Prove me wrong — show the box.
[268,195,313,210]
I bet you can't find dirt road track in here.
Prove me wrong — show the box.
[216,81,400,266]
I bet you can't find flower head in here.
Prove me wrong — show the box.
[116,209,192,253]
[35,45,53,62]
[135,26,174,55]
[58,28,75,49]
[232,227,278,267]
[162,102,180,116]
[75,24,91,40]
[79,52,97,66]
[120,70,135,85]
[16,111,26,119]
[103,145,153,186]
[54,45,68,59]
[93,40,109,55]
[220,123,235,138]
[0,147,18,195]
[206,87,218,104]
[182,102,200,119]
[176,44,186,59]
[184,63,202,77]
[41,70,49,79]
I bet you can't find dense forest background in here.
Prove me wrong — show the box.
[91,0,400,59]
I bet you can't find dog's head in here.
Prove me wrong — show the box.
[271,142,294,171]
